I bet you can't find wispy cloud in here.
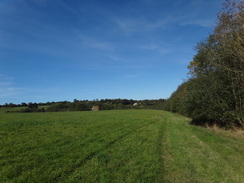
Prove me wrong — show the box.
[0,74,16,97]
[107,56,154,70]
[0,74,58,100]
[57,0,83,19]
[0,1,18,16]
[114,17,169,33]
[114,13,213,34]
[0,83,16,97]
[112,0,217,34]
[140,44,169,54]
[82,56,153,71]
[33,0,48,7]
[79,35,114,51]
[0,87,59,102]
[0,81,12,87]
[180,19,215,28]
[0,87,16,97]
[123,73,143,79]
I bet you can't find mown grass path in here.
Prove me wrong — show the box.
[1,110,244,182]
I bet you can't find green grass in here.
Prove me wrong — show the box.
[0,106,50,113]
[0,107,26,113]
[1,110,244,182]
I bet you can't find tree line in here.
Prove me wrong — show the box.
[164,0,244,128]
[2,98,166,113]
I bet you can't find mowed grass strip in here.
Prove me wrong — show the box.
[163,112,244,183]
[1,110,244,182]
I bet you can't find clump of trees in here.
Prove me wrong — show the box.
[5,102,45,113]
[164,0,244,128]
[20,102,45,112]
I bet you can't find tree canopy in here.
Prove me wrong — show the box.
[164,0,244,128]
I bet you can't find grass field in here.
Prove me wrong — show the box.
[1,110,244,182]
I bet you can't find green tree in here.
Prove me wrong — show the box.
[165,0,244,128]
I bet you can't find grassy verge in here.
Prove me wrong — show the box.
[1,110,244,182]
[163,112,244,183]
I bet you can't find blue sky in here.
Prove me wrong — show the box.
[0,0,223,104]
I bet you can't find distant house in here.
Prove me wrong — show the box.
[133,103,138,106]
[92,105,99,111]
